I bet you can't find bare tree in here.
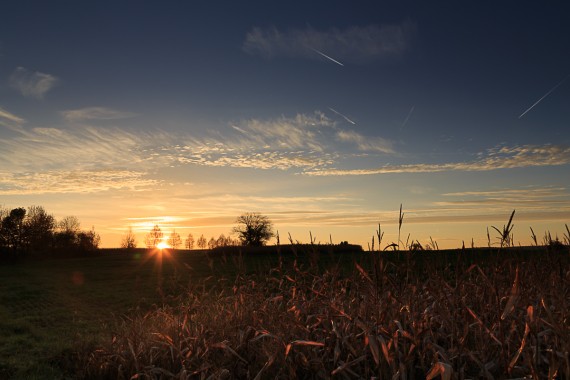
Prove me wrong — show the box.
[207,237,217,250]
[54,215,81,249]
[121,227,137,250]
[185,233,194,250]
[197,234,207,249]
[216,233,227,247]
[145,225,163,248]
[59,216,81,234]
[167,229,182,249]
[233,212,274,246]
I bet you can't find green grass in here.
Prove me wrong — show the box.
[0,250,218,379]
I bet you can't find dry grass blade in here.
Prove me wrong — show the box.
[127,339,139,371]
[354,262,372,284]
[253,353,276,380]
[151,332,174,346]
[378,335,391,365]
[466,306,502,346]
[530,226,538,246]
[398,204,404,250]
[290,340,325,347]
[508,322,531,373]
[426,362,453,380]
[285,343,292,358]
[366,333,381,366]
[331,355,366,376]
[210,342,248,363]
[501,266,520,320]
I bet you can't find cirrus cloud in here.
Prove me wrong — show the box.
[9,66,59,98]
[243,22,415,64]
[61,107,137,122]
[304,144,570,176]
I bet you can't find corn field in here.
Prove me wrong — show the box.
[72,247,570,380]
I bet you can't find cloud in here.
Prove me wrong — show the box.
[61,107,137,122]
[156,111,341,171]
[0,107,25,131]
[0,170,157,195]
[336,130,394,153]
[0,111,396,194]
[238,111,334,151]
[243,22,414,63]
[442,187,568,201]
[434,187,570,210]
[0,107,25,124]
[305,144,570,176]
[9,67,59,98]
[0,126,152,171]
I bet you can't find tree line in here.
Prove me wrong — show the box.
[123,212,275,250]
[0,205,100,256]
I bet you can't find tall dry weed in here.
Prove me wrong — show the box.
[78,248,569,379]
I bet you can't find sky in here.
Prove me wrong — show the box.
[1,1,569,249]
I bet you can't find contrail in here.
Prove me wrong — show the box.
[328,107,356,125]
[231,125,248,134]
[312,48,344,66]
[519,74,570,118]
[401,105,415,129]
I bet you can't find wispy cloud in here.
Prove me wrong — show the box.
[0,111,397,194]
[0,107,25,131]
[61,107,137,122]
[9,66,58,98]
[0,170,157,195]
[305,144,570,176]
[0,107,25,124]
[336,130,394,153]
[442,187,568,201]
[243,22,414,63]
[157,112,338,170]
[0,126,151,171]
[435,187,570,210]
[238,111,334,151]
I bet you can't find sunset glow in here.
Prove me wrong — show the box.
[156,242,170,250]
[1,2,569,249]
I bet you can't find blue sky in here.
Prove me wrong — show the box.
[1,1,569,248]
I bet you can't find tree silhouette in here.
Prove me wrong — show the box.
[216,233,228,247]
[167,230,182,249]
[121,227,137,250]
[233,212,274,246]
[145,225,163,248]
[1,208,27,252]
[185,233,194,249]
[55,216,81,249]
[25,206,55,252]
[77,227,100,252]
[197,234,207,249]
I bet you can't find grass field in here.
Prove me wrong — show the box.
[0,246,569,379]
[0,250,213,379]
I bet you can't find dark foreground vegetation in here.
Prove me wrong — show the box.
[1,245,568,379]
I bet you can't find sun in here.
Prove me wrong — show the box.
[156,241,170,250]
